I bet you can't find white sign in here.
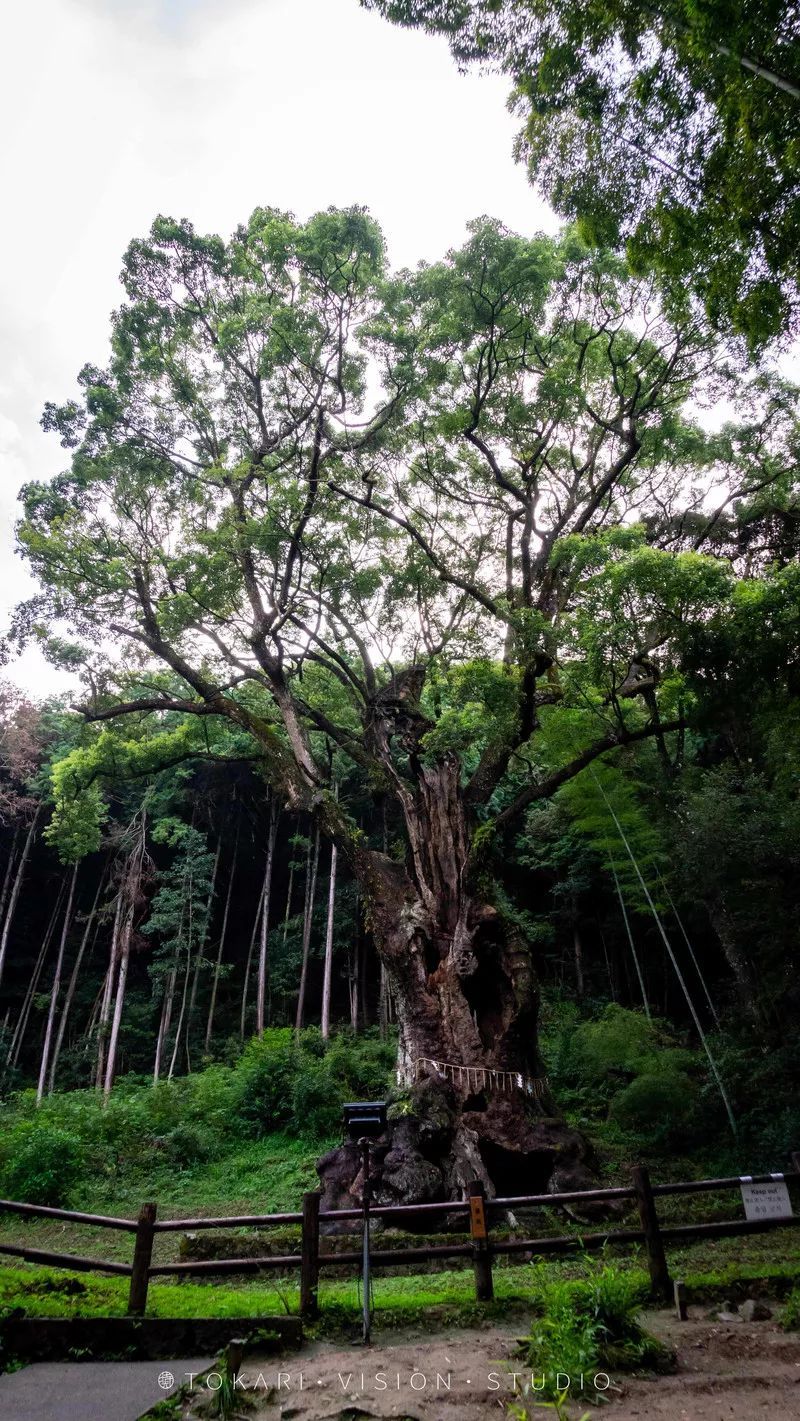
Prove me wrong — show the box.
[739,1176,793,1222]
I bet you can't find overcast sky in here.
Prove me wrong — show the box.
[0,0,555,697]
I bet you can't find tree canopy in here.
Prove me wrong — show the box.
[14,207,798,859]
[365,0,800,348]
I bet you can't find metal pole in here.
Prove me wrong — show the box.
[361,1136,372,1344]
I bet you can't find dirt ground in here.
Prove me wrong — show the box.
[176,1307,800,1420]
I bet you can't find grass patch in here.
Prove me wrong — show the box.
[513,1264,673,1405]
[2,1231,800,1334]
[780,1284,800,1330]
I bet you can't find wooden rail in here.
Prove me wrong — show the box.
[1,1160,798,1317]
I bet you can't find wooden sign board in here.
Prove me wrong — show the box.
[740,1176,793,1222]
[469,1194,487,1240]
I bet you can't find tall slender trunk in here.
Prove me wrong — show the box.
[83,976,108,1055]
[295,824,320,1033]
[573,923,585,998]
[103,898,134,1097]
[320,842,338,1041]
[36,863,79,1104]
[282,843,295,945]
[5,876,66,1073]
[49,864,107,1092]
[167,889,194,1081]
[0,827,19,936]
[153,966,176,1084]
[379,961,390,1040]
[102,802,151,1099]
[96,894,122,1089]
[0,806,41,990]
[598,924,616,1001]
[609,857,650,1019]
[185,836,221,1069]
[240,874,266,1039]
[348,945,359,1032]
[256,801,279,1036]
[204,827,238,1052]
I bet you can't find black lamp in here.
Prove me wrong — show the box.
[342,1100,387,1141]
[342,1100,386,1343]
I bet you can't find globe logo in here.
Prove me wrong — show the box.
[157,1371,175,1391]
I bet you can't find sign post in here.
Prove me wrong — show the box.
[739,1175,793,1222]
[468,1179,493,1301]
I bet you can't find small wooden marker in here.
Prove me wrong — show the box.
[469,1192,487,1240]
[468,1180,493,1302]
[674,1279,688,1321]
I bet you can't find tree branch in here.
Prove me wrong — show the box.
[494,717,685,827]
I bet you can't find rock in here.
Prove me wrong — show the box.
[741,1298,773,1321]
[716,1311,742,1323]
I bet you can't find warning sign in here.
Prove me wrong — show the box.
[740,1177,793,1222]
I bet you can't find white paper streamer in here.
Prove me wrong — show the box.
[410,1056,549,1098]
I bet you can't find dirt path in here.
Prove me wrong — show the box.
[607,1310,800,1421]
[171,1308,800,1420]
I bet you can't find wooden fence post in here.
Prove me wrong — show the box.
[631,1165,670,1301]
[300,1190,320,1319]
[468,1180,493,1302]
[127,1202,157,1316]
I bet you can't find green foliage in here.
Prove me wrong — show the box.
[0,1028,394,1207]
[143,816,217,999]
[609,1071,695,1150]
[781,1287,800,1331]
[559,1004,686,1088]
[0,1123,85,1207]
[516,1264,671,1402]
[236,1028,306,1132]
[549,1004,702,1148]
[237,1027,395,1139]
[367,0,800,346]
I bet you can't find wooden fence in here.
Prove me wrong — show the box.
[2,1152,799,1319]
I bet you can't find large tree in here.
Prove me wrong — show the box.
[365,0,800,348]
[14,208,795,1199]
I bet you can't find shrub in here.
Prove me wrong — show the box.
[516,1265,672,1403]
[236,1029,303,1133]
[609,1070,695,1148]
[561,1005,669,1090]
[160,1122,213,1169]
[1,1123,85,1207]
[236,1027,395,1140]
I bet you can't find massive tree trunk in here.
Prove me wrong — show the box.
[318,755,598,1213]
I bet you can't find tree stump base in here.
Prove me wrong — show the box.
[316,1078,605,1231]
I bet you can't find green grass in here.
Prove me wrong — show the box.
[74,1132,329,1215]
[0,1132,327,1267]
[2,1227,800,1335]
